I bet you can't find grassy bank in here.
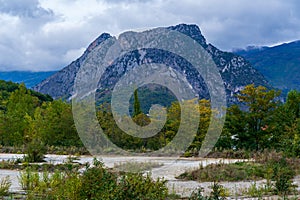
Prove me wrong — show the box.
[177,151,300,198]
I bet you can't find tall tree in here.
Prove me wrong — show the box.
[2,84,39,146]
[40,100,81,147]
[270,90,300,156]
[228,84,281,150]
[24,109,46,162]
[133,89,142,117]
[286,90,300,119]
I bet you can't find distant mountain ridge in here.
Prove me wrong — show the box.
[34,24,269,106]
[234,40,300,94]
[0,71,56,88]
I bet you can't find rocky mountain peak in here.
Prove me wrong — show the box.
[86,33,111,53]
[34,24,269,106]
[168,23,207,47]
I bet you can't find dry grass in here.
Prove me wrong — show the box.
[114,161,163,173]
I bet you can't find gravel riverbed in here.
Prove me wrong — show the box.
[0,154,299,198]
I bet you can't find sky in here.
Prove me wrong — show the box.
[0,0,299,71]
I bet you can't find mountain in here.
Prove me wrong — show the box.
[34,24,269,106]
[0,71,56,88]
[234,40,300,94]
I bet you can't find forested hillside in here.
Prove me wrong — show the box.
[0,80,83,161]
[234,41,300,94]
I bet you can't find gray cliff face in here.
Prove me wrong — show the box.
[34,24,269,105]
[205,44,269,105]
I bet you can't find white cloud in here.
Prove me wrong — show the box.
[0,0,299,71]
[63,47,86,63]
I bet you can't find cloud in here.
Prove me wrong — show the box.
[159,0,300,49]
[0,0,300,71]
[0,0,53,18]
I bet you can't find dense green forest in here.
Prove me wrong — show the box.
[218,85,300,157]
[98,83,300,157]
[0,81,83,161]
[0,80,299,158]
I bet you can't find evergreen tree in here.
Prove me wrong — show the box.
[133,89,142,117]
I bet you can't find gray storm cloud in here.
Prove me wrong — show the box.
[0,0,299,71]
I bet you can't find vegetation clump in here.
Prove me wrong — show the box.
[18,159,169,200]
[178,152,299,198]
[114,161,163,173]
[0,176,11,197]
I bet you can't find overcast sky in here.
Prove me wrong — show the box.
[0,0,299,71]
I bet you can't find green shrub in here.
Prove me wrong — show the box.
[270,158,296,196]
[0,176,11,197]
[79,165,117,199]
[189,187,209,200]
[177,162,265,182]
[19,168,82,200]
[209,182,227,200]
[19,167,41,191]
[24,138,47,162]
[115,173,168,200]
[19,159,169,200]
[245,182,272,198]
[189,182,227,200]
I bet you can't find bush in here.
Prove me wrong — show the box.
[19,168,41,191]
[115,173,168,200]
[189,182,227,200]
[79,164,117,199]
[244,182,272,198]
[19,159,169,200]
[209,182,227,200]
[20,169,82,200]
[24,138,47,162]
[177,162,265,182]
[0,176,11,197]
[189,187,208,200]
[270,158,296,196]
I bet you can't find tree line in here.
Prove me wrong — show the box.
[0,80,299,157]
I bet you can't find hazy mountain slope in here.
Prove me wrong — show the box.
[234,40,300,93]
[0,71,56,88]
